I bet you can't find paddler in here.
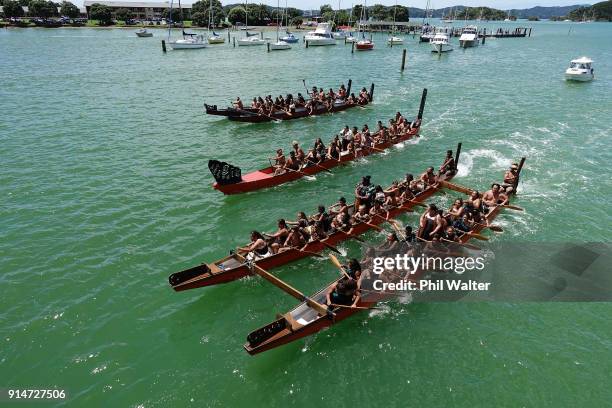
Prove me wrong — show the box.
[292,141,305,163]
[502,163,519,194]
[284,151,300,172]
[238,231,271,260]
[272,149,286,175]
[354,175,373,210]
[325,276,359,308]
[482,183,509,208]
[279,226,307,252]
[438,150,456,176]
[264,219,289,254]
[232,97,243,110]
[419,166,438,187]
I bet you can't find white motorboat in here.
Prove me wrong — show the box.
[237,34,266,46]
[459,25,479,48]
[304,22,336,46]
[345,35,357,43]
[430,31,453,53]
[136,28,153,37]
[170,32,207,49]
[565,57,594,81]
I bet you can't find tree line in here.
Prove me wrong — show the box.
[1,0,80,18]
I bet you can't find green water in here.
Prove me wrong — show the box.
[1,21,611,407]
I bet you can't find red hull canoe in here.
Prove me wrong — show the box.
[169,168,453,292]
[243,167,525,355]
[212,127,420,195]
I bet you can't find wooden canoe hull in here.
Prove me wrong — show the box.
[226,99,369,123]
[170,177,445,292]
[243,176,517,355]
[213,127,420,195]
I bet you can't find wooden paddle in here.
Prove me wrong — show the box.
[502,204,524,211]
[465,232,489,241]
[305,158,333,174]
[331,303,382,311]
[441,237,481,251]
[475,222,503,232]
[329,254,352,279]
[247,261,330,316]
[321,240,342,255]
[236,108,280,123]
[439,180,473,195]
[365,222,384,232]
[284,166,316,180]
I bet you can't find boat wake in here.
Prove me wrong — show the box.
[457,148,513,178]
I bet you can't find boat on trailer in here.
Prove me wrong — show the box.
[168,143,459,292]
[209,89,428,195]
[204,80,373,123]
[243,158,526,355]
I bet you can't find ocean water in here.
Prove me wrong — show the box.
[1,21,611,407]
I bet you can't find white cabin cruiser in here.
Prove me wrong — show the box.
[387,36,403,45]
[136,28,153,37]
[565,57,594,81]
[430,31,453,53]
[459,25,479,48]
[304,22,336,46]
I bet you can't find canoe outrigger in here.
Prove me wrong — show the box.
[243,158,526,355]
[208,89,428,195]
[168,143,462,292]
[204,80,373,123]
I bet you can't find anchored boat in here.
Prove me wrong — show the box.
[565,57,594,82]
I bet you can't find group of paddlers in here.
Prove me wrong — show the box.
[231,84,370,117]
[270,112,421,176]
[237,151,455,261]
[323,162,521,309]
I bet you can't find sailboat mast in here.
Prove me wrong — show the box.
[276,0,280,41]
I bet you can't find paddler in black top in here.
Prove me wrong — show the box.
[264,219,289,254]
[439,150,456,177]
[326,277,358,307]
[284,151,300,171]
[354,175,373,210]
[403,225,417,243]
[237,231,270,260]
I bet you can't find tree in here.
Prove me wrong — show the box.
[114,8,132,22]
[291,16,302,28]
[18,0,30,5]
[369,4,388,21]
[320,4,333,15]
[191,11,207,26]
[285,7,301,19]
[227,6,245,25]
[60,1,79,18]
[3,0,25,17]
[247,3,270,25]
[191,0,224,26]
[161,8,183,22]
[394,5,409,22]
[28,0,57,17]
[89,3,111,25]
[352,4,363,22]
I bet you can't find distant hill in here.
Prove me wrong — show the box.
[511,5,588,18]
[568,0,612,20]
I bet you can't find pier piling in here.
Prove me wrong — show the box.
[267,42,270,52]
[401,49,406,71]
[306,40,309,48]
[161,40,166,53]
[351,41,354,53]
[233,37,235,47]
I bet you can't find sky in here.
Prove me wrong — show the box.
[70,0,589,9]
